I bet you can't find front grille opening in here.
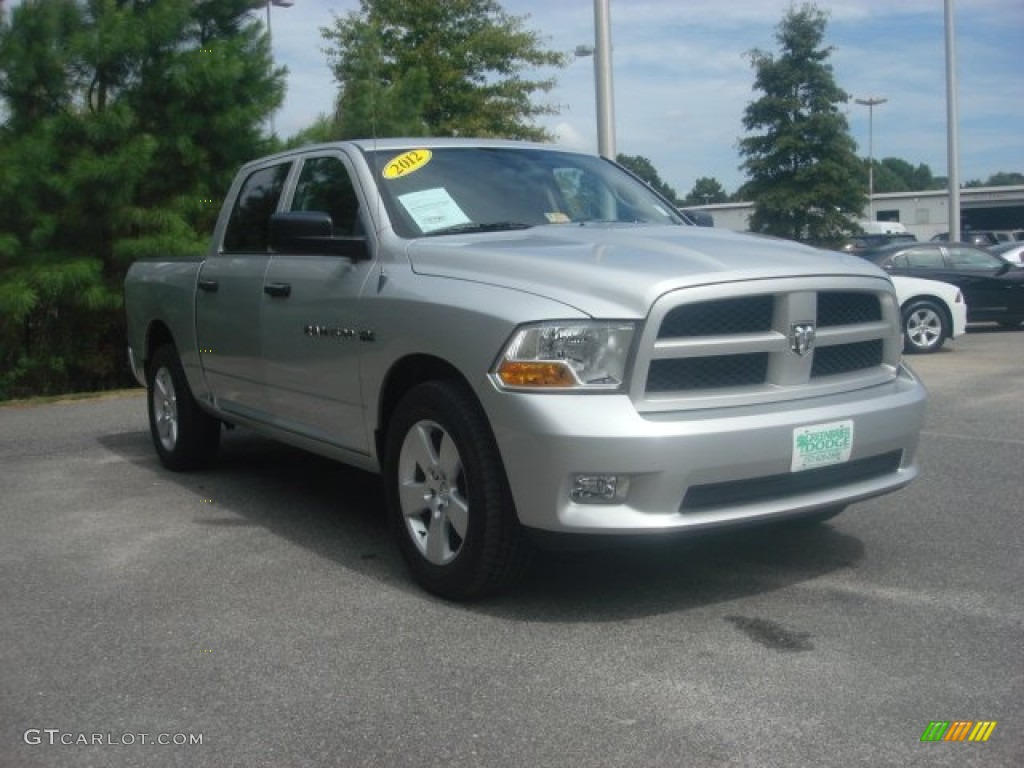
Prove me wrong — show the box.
[680,450,903,511]
[658,295,773,338]
[817,292,881,327]
[811,340,883,378]
[647,353,769,392]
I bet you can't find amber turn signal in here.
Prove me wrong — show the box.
[496,360,577,388]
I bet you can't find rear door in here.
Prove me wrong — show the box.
[196,161,292,421]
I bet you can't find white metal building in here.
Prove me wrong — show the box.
[692,185,1024,241]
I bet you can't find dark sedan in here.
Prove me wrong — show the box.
[857,242,1024,328]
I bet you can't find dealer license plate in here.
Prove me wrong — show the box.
[791,420,854,472]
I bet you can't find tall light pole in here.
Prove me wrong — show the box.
[574,0,617,159]
[855,96,887,221]
[944,0,961,241]
[266,0,294,136]
[592,0,616,159]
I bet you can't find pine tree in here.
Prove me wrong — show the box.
[737,4,864,244]
[0,0,285,398]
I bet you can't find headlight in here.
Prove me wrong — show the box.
[493,321,635,391]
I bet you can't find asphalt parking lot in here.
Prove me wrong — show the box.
[1,326,1021,768]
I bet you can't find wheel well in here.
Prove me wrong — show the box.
[145,321,176,374]
[903,296,953,338]
[375,355,476,458]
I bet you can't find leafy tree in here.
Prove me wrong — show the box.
[0,0,284,399]
[682,177,729,206]
[616,154,679,203]
[966,171,1024,188]
[737,3,864,243]
[867,157,942,193]
[321,0,565,141]
[285,113,341,149]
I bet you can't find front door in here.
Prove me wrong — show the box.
[259,153,377,454]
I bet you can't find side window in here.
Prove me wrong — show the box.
[291,156,361,236]
[947,246,999,270]
[903,247,944,269]
[223,163,291,253]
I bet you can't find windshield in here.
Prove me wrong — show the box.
[364,146,686,238]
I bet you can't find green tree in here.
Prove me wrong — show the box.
[867,157,941,193]
[682,177,729,206]
[0,0,284,399]
[737,4,864,243]
[616,154,679,203]
[966,171,1024,188]
[321,0,565,141]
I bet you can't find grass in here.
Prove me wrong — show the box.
[0,386,145,409]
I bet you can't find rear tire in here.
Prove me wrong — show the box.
[902,300,946,353]
[146,345,221,471]
[383,381,530,599]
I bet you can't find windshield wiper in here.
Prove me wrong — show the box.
[424,221,534,237]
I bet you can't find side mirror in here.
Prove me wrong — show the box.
[268,211,369,260]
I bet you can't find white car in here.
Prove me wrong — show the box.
[890,275,967,353]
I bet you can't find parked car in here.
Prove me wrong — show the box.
[680,208,714,227]
[839,233,917,255]
[857,242,1024,327]
[930,230,1000,246]
[889,276,967,353]
[988,241,1024,267]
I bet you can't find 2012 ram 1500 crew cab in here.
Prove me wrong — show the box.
[125,138,927,598]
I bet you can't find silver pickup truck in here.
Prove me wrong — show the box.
[125,138,926,598]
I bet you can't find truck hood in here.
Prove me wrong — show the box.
[405,224,890,317]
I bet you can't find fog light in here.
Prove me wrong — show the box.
[571,474,629,504]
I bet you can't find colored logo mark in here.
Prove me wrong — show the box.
[921,720,997,742]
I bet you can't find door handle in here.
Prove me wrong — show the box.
[197,278,219,292]
[264,282,292,298]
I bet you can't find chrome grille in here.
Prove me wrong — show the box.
[648,354,769,392]
[817,291,882,326]
[658,296,773,337]
[811,340,884,378]
[632,277,900,412]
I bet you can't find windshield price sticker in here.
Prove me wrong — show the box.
[383,149,432,179]
[791,420,854,472]
[397,187,471,233]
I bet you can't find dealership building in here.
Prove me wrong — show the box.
[693,185,1024,240]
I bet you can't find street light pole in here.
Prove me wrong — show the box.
[266,0,294,136]
[572,1,617,159]
[855,96,887,221]
[592,0,616,159]
[944,0,961,242]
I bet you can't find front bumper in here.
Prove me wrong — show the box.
[484,364,926,534]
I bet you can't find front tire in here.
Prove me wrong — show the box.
[383,381,530,599]
[146,345,221,471]
[902,300,947,353]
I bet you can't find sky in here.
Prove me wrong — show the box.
[266,0,1024,198]
[3,0,1020,198]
